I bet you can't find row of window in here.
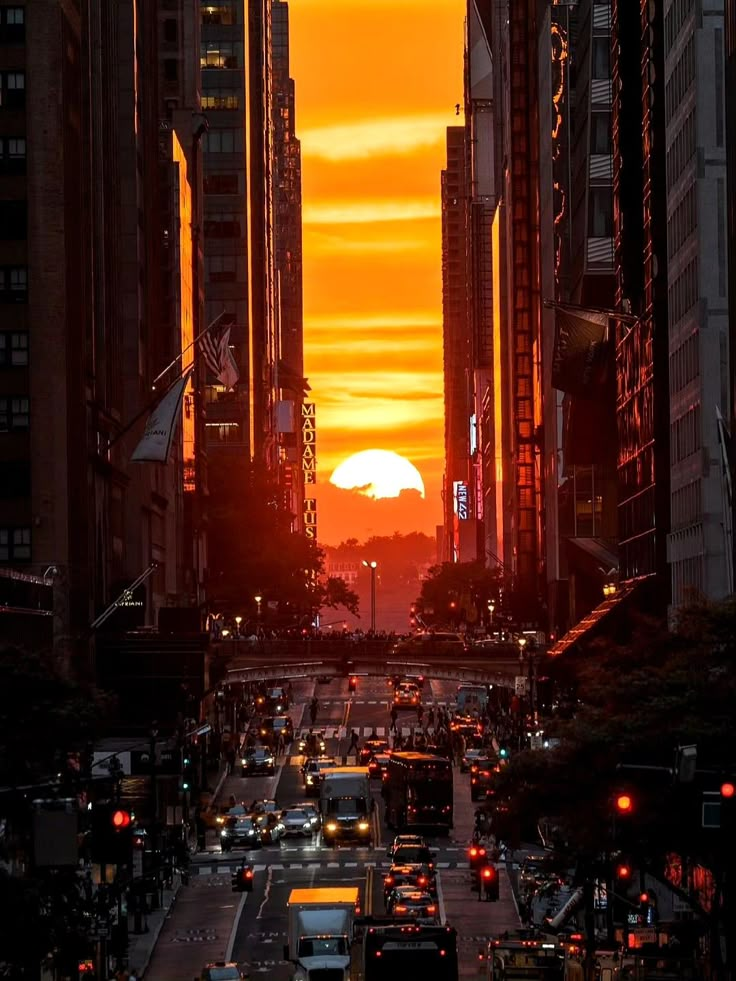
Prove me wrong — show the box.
[201,1,240,26]
[669,328,699,395]
[0,7,23,42]
[0,137,25,158]
[0,266,27,300]
[668,182,696,260]
[200,42,242,70]
[666,109,695,190]
[665,34,695,124]
[0,332,28,366]
[671,551,704,605]
[203,173,239,195]
[0,527,31,562]
[202,92,241,111]
[668,258,698,327]
[206,254,239,283]
[203,214,242,238]
[671,478,702,529]
[0,201,26,240]
[0,70,25,109]
[0,396,29,430]
[664,0,693,53]
[203,128,243,153]
[670,402,701,465]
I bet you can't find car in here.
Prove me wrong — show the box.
[359,738,390,764]
[240,747,276,777]
[387,834,427,858]
[383,864,437,903]
[390,843,436,869]
[231,862,255,892]
[265,686,289,713]
[393,683,421,708]
[280,807,315,837]
[386,886,438,923]
[302,756,337,794]
[253,812,285,844]
[288,800,322,830]
[298,730,326,755]
[220,816,263,851]
[201,962,249,980]
[470,757,501,801]
[259,715,294,747]
[390,631,468,659]
[200,803,233,830]
[368,753,391,779]
[249,798,280,815]
[461,748,488,773]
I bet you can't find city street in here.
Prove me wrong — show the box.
[145,677,520,979]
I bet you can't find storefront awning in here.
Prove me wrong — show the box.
[549,580,639,657]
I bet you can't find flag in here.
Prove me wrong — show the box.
[716,405,734,506]
[199,323,240,389]
[551,305,611,399]
[131,369,192,463]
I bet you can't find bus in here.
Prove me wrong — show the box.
[383,752,453,831]
[364,924,458,981]
[456,683,488,716]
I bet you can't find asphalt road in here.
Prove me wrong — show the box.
[189,676,521,978]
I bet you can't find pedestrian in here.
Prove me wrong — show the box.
[348,729,359,755]
[390,706,398,729]
[427,706,435,727]
[309,697,318,726]
[226,746,236,774]
[416,703,424,724]
[276,731,285,758]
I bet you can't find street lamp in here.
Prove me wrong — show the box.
[362,560,378,633]
[254,594,263,618]
[487,600,495,638]
[234,615,242,636]
[603,582,617,598]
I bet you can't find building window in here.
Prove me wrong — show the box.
[0,8,24,41]
[201,91,241,110]
[200,41,243,70]
[201,2,239,26]
[203,172,239,194]
[0,332,28,366]
[0,526,31,561]
[203,128,243,153]
[1,71,25,108]
[163,18,178,43]
[164,58,178,83]
[591,113,611,155]
[0,136,26,174]
[588,188,613,237]
[592,38,610,79]
[0,201,27,240]
[0,396,29,431]
[207,254,237,283]
[203,212,242,238]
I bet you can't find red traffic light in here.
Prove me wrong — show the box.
[481,866,497,880]
[721,781,735,799]
[639,892,649,904]
[615,793,633,814]
[615,863,632,880]
[111,809,131,830]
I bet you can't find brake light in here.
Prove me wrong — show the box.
[384,876,394,886]
[395,905,408,912]
[470,847,478,857]
[471,766,478,773]
[426,905,436,913]
[418,877,427,886]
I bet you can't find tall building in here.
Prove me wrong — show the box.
[441,125,472,562]
[663,0,731,603]
[272,0,307,531]
[726,0,736,578]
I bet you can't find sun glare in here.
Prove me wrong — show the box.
[330,449,426,500]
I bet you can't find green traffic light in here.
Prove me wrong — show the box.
[499,748,508,758]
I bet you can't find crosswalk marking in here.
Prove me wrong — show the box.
[190,859,472,877]
[296,725,423,741]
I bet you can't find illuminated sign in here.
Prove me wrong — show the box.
[303,497,317,540]
[302,403,316,484]
[453,481,469,521]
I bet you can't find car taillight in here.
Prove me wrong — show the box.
[470,847,478,857]
[471,765,478,773]
[384,877,393,886]
[426,905,436,913]
[243,869,253,879]
[395,905,408,912]
[418,877,427,886]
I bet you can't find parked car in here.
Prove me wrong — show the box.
[241,748,276,777]
[280,808,315,837]
[385,885,438,923]
[220,816,263,851]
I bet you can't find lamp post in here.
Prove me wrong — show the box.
[254,594,263,619]
[234,615,242,636]
[362,560,377,633]
[487,600,495,638]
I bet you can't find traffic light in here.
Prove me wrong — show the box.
[615,861,632,881]
[348,676,357,693]
[499,747,509,760]
[90,802,134,865]
[638,891,658,925]
[480,864,499,901]
[182,750,194,793]
[614,792,634,815]
[721,781,735,799]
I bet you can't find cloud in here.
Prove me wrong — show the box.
[300,114,450,162]
[305,312,441,330]
[303,198,440,225]
[310,480,441,547]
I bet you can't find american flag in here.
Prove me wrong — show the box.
[200,323,239,390]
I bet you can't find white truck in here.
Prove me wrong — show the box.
[284,887,358,981]
[319,767,373,845]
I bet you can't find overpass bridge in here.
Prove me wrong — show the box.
[221,638,523,687]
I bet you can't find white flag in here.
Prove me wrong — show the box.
[217,327,240,390]
[131,369,192,463]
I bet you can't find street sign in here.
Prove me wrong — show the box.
[515,676,527,695]
[191,723,211,737]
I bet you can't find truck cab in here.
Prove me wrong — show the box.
[285,887,359,981]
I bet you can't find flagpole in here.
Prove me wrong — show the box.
[151,310,225,389]
[542,299,639,323]
[105,362,195,451]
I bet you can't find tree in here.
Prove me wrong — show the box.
[321,577,360,616]
[418,561,504,627]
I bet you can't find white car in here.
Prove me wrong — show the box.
[280,808,314,837]
[289,801,322,830]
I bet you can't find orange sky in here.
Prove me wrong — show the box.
[289,0,466,546]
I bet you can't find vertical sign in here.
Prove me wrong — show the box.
[302,403,316,483]
[303,497,317,540]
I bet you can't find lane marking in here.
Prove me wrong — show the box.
[256,866,272,920]
[436,870,447,926]
[366,865,374,916]
[225,890,248,960]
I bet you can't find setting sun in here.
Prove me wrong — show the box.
[330,450,426,500]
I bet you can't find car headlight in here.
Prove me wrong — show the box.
[358,821,370,831]
[241,759,247,765]
[326,822,338,832]
[220,829,228,837]
[303,822,311,830]
[306,776,314,784]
